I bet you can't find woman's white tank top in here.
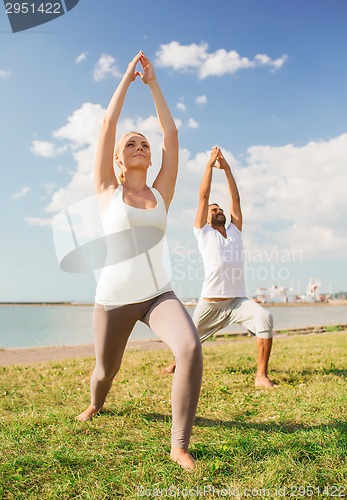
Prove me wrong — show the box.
[94,185,172,307]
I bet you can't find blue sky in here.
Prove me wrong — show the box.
[1,0,346,301]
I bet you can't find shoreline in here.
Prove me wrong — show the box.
[1,325,346,367]
[0,339,167,367]
[0,300,347,307]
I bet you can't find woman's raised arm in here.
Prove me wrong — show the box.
[94,52,142,194]
[139,53,178,210]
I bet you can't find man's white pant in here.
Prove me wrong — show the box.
[193,297,274,342]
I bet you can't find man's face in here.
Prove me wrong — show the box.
[207,204,226,227]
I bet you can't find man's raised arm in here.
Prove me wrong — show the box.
[194,147,220,228]
[217,150,242,231]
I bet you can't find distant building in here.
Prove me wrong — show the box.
[254,285,295,304]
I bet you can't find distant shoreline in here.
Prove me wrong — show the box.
[0,326,346,367]
[1,300,347,307]
[0,302,91,307]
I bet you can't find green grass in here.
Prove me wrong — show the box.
[323,324,345,332]
[1,332,347,499]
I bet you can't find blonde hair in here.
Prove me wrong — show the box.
[119,171,126,184]
[115,131,149,184]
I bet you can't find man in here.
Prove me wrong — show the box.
[166,146,274,388]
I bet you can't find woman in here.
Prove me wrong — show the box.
[77,51,202,470]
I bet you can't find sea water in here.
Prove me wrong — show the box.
[0,304,346,349]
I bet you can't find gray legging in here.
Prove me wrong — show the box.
[91,291,202,449]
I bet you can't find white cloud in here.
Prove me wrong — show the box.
[236,135,347,257]
[174,118,183,129]
[33,100,183,213]
[25,217,52,227]
[41,183,57,193]
[255,54,288,70]
[53,102,105,148]
[31,141,67,158]
[75,52,87,64]
[254,53,288,70]
[14,186,31,199]
[187,118,199,129]
[195,95,207,105]
[45,144,97,212]
[93,54,122,81]
[155,41,288,79]
[33,104,168,214]
[156,41,208,71]
[0,69,11,78]
[173,135,347,259]
[29,100,347,262]
[176,102,186,111]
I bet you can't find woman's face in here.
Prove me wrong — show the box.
[117,134,151,170]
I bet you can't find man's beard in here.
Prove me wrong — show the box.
[212,214,226,226]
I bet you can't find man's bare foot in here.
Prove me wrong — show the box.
[170,448,195,470]
[77,405,101,422]
[255,375,276,388]
[163,362,176,375]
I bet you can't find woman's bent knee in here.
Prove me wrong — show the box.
[176,338,202,364]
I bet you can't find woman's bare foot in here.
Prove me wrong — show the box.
[255,375,276,388]
[77,405,101,422]
[162,362,176,375]
[170,447,196,470]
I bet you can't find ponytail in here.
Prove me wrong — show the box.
[119,171,126,184]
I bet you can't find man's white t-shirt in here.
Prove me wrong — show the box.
[194,222,246,298]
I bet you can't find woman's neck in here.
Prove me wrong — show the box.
[122,171,148,193]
